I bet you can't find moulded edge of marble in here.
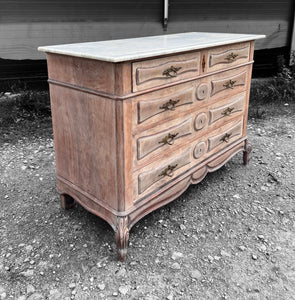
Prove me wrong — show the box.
[38,32,266,63]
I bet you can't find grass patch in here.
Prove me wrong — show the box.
[249,55,295,119]
[0,89,50,127]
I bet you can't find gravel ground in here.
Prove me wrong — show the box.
[0,99,295,300]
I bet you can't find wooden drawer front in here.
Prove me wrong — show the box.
[133,118,244,202]
[209,94,244,124]
[132,52,200,92]
[133,91,246,170]
[208,121,243,152]
[207,42,250,73]
[192,118,244,164]
[133,65,250,133]
[211,71,247,96]
[137,118,192,160]
[138,88,194,123]
[138,149,191,195]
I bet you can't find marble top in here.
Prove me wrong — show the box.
[38,32,265,63]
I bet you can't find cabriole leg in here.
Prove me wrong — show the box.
[243,139,252,165]
[115,216,130,262]
[60,194,75,210]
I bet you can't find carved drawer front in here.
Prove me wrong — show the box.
[192,119,244,164]
[132,52,200,92]
[138,88,194,124]
[137,118,192,160]
[195,65,250,105]
[138,149,191,195]
[209,93,245,124]
[208,121,243,152]
[207,42,250,73]
[210,71,247,96]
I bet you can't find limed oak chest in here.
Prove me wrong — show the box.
[39,32,264,261]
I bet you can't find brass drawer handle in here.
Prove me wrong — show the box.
[158,164,178,178]
[162,66,182,77]
[220,133,232,143]
[222,107,235,116]
[226,52,238,62]
[223,79,236,89]
[159,132,179,145]
[159,99,180,111]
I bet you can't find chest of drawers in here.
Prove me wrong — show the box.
[39,32,264,261]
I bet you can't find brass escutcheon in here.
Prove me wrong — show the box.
[220,133,232,143]
[222,107,235,116]
[162,66,182,77]
[158,164,178,177]
[159,99,180,111]
[202,56,206,72]
[223,79,236,89]
[159,132,179,145]
[226,52,238,62]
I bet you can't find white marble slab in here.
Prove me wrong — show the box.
[38,32,265,62]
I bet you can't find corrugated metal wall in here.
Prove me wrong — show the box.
[0,0,161,22]
[169,0,292,21]
[0,0,294,61]
[1,0,291,23]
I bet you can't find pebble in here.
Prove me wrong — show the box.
[190,269,202,279]
[238,246,246,251]
[68,283,76,289]
[208,255,214,263]
[118,285,130,295]
[258,244,267,252]
[27,285,35,294]
[97,283,105,291]
[220,250,231,257]
[171,262,181,270]
[265,207,274,214]
[116,268,127,277]
[171,252,183,260]
[25,245,33,253]
[179,224,186,230]
[167,293,174,300]
[252,254,258,260]
[0,292,7,300]
[27,293,44,300]
[48,289,62,300]
[21,269,34,277]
